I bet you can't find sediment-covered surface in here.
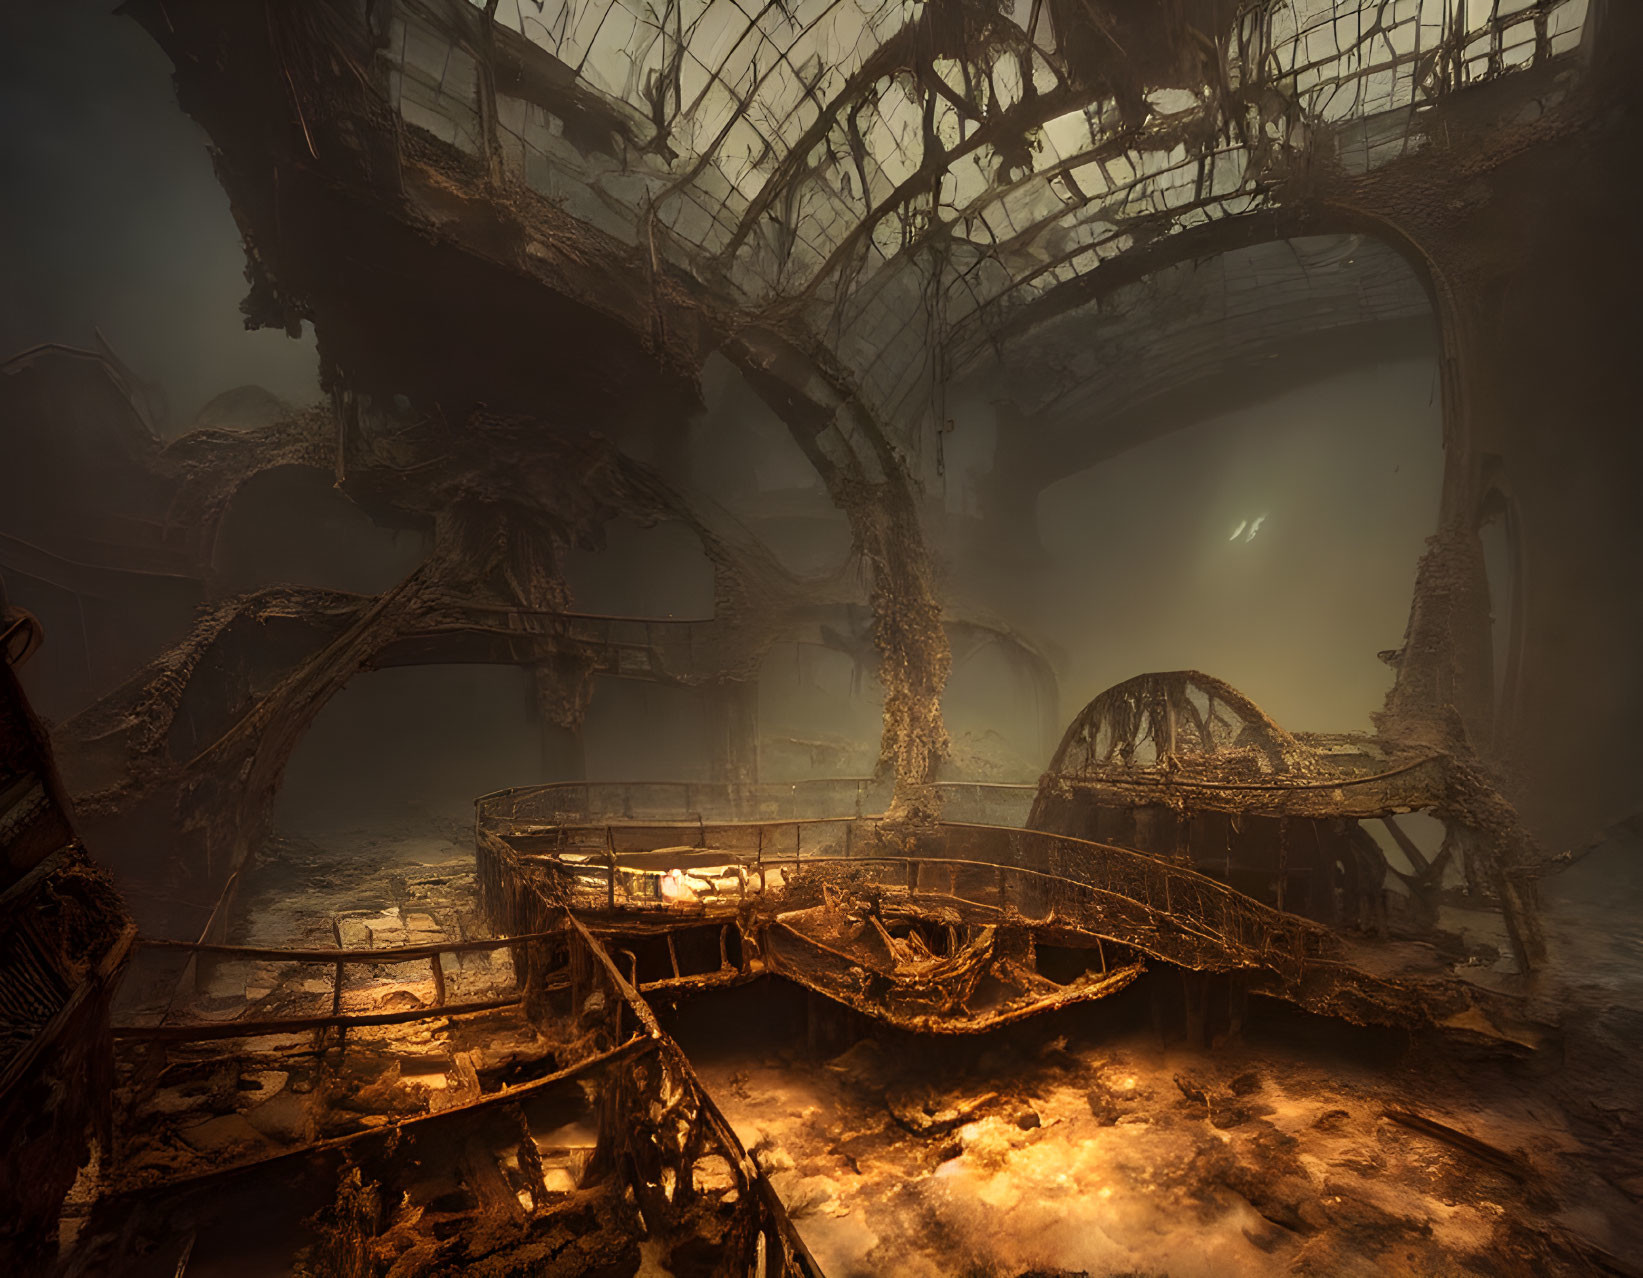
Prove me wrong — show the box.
[679,983,1641,1277]
[36,811,1643,1276]
[93,820,556,1202]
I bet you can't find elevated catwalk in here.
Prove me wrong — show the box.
[474,779,1527,1039]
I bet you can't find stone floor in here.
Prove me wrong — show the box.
[81,818,1643,1275]
[93,819,562,1197]
[680,985,1640,1278]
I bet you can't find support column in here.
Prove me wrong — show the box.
[703,679,759,788]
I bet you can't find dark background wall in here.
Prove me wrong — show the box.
[0,1,320,426]
[1461,70,1643,841]
[1000,357,1445,737]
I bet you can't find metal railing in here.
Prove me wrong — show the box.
[560,912,823,1276]
[113,931,562,1043]
[437,604,719,681]
[477,811,1340,989]
[475,777,1039,829]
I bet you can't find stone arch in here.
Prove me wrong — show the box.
[942,621,1061,774]
[985,202,1503,752]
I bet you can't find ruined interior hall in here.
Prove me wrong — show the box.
[2,1,1642,1274]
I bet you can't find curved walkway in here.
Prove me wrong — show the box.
[473,782,1505,1032]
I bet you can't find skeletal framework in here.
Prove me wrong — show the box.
[2,0,1640,1272]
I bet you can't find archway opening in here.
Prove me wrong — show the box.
[1007,234,1445,736]
[580,677,723,782]
[941,637,1055,779]
[561,519,716,619]
[756,632,883,782]
[274,664,567,834]
[215,465,427,595]
[1033,355,1443,732]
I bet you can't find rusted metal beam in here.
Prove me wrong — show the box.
[1379,814,1433,875]
[112,994,531,1042]
[564,913,825,1276]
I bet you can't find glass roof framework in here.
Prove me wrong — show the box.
[988,234,1433,447]
[392,0,1588,443]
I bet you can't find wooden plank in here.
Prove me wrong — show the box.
[1382,1107,1531,1181]
[329,918,345,1051]
[172,1229,196,1277]
[635,967,760,996]
[564,914,824,1277]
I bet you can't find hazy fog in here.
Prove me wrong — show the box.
[3,6,1448,818]
[0,1,320,426]
[1028,358,1444,736]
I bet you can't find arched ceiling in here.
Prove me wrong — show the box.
[390,0,1589,435]
[974,231,1436,490]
